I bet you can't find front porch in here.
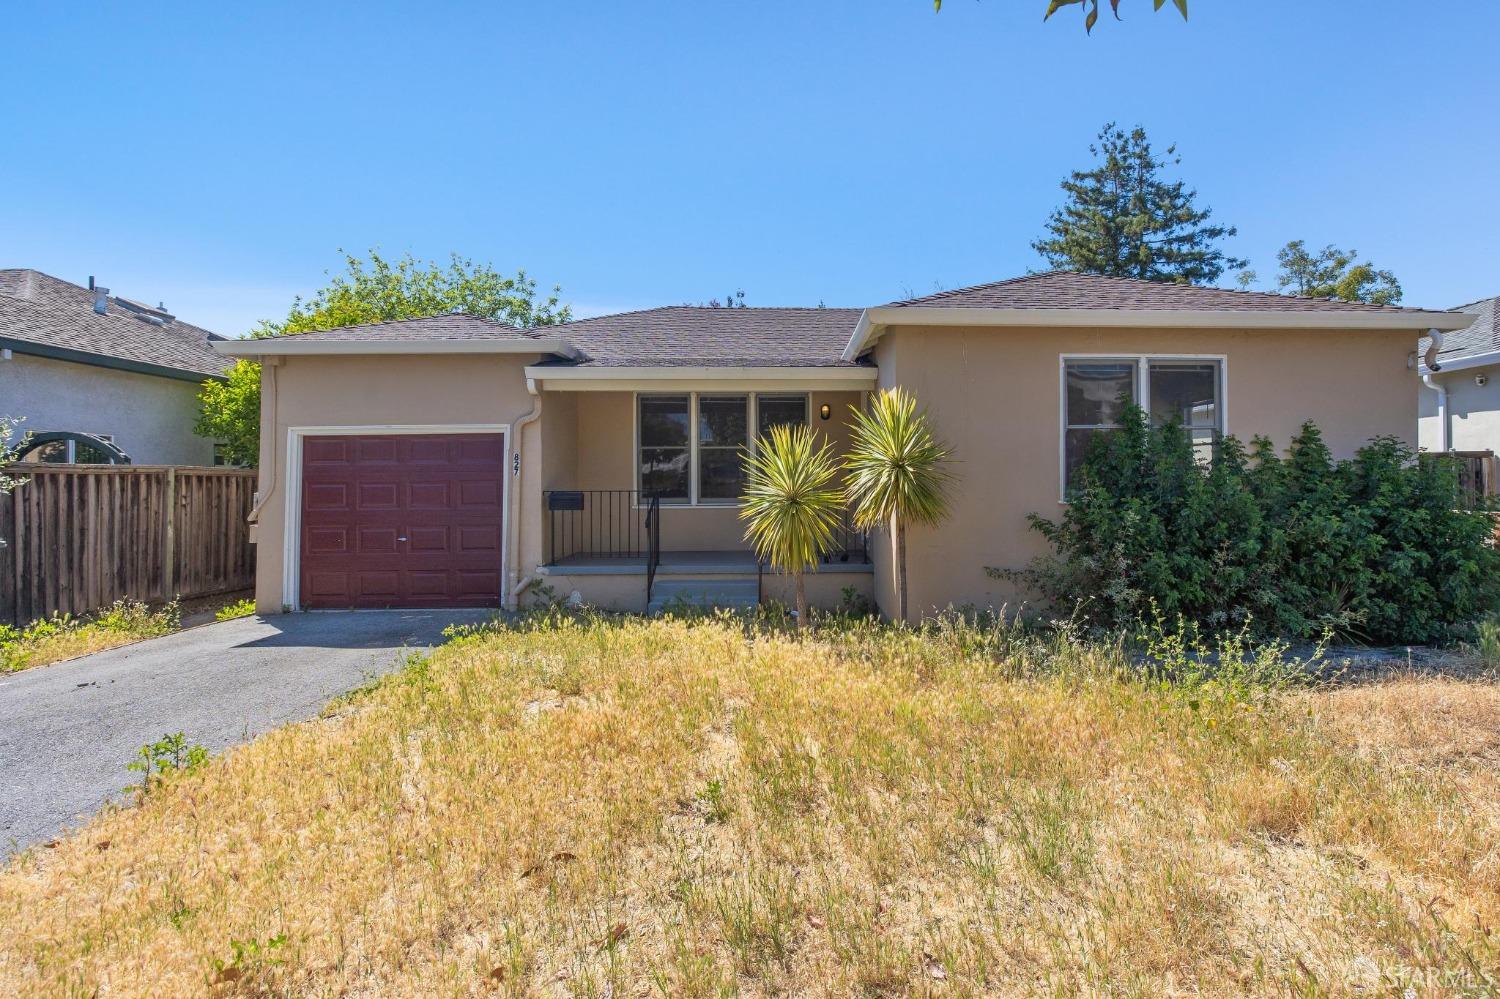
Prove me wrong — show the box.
[535,489,872,612]
[529,384,875,612]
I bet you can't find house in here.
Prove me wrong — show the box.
[217,271,1472,620]
[0,269,227,465]
[1419,296,1500,496]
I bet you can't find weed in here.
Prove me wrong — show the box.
[214,597,256,622]
[126,732,209,798]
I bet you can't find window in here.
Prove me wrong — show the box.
[697,395,749,500]
[639,395,691,500]
[1062,357,1223,496]
[757,395,809,439]
[637,392,811,505]
[1148,362,1220,464]
[1063,361,1137,493]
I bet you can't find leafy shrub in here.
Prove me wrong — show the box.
[0,600,180,672]
[999,407,1500,645]
[215,597,256,622]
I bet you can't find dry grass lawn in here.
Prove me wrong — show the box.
[0,600,179,673]
[1,614,1497,996]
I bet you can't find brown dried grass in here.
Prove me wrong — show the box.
[0,616,1495,996]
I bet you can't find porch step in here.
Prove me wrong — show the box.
[647,577,759,614]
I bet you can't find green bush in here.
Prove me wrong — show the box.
[999,407,1500,645]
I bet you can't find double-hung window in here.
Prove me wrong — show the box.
[1061,357,1224,496]
[638,393,810,504]
[697,395,750,501]
[639,395,692,501]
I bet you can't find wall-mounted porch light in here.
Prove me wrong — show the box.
[819,403,831,421]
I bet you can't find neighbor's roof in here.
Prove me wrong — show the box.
[885,271,1447,314]
[1419,296,1499,369]
[545,306,865,368]
[0,269,226,380]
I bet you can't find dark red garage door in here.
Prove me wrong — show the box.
[299,434,505,609]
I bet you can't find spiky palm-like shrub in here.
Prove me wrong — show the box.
[739,424,843,630]
[843,388,955,623]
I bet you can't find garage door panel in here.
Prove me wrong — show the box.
[407,526,450,553]
[306,527,350,555]
[457,479,501,509]
[408,481,451,509]
[355,438,400,463]
[454,571,502,599]
[304,438,352,464]
[357,527,399,554]
[406,571,450,597]
[356,482,400,510]
[300,433,504,609]
[458,526,501,553]
[306,571,352,602]
[305,483,351,511]
[455,437,505,463]
[356,571,401,600]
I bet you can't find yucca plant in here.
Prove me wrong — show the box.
[844,387,955,623]
[739,423,844,631]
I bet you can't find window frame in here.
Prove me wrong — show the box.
[634,391,812,507]
[1058,354,1227,502]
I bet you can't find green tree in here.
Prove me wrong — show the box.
[253,250,569,339]
[1268,240,1403,305]
[935,0,1187,33]
[843,388,956,623]
[193,360,260,467]
[0,416,24,493]
[739,423,844,630]
[196,251,570,464]
[1034,123,1245,285]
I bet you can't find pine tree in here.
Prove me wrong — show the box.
[1033,123,1245,285]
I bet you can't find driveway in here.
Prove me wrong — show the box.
[0,609,492,854]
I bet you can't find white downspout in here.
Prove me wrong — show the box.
[1421,328,1448,453]
[507,377,544,609]
[246,356,281,525]
[1422,372,1449,453]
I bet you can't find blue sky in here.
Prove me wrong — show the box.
[3,1,1496,336]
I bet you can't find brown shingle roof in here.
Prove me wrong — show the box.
[0,268,226,378]
[268,313,534,342]
[549,306,864,367]
[1419,295,1500,364]
[886,271,1440,314]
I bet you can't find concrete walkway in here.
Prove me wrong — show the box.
[0,609,492,854]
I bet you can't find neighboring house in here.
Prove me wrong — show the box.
[0,269,227,465]
[1419,295,1500,460]
[218,271,1470,620]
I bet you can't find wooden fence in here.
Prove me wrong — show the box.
[0,465,257,627]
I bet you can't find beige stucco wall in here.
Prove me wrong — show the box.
[251,353,547,613]
[870,325,1421,621]
[1419,360,1500,454]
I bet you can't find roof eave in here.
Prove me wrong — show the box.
[1420,349,1500,376]
[843,306,1475,357]
[1,336,225,383]
[214,336,569,358]
[524,364,878,392]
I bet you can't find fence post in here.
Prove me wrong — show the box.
[162,466,176,600]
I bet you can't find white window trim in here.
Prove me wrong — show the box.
[634,391,811,508]
[1057,354,1228,503]
[281,424,512,612]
